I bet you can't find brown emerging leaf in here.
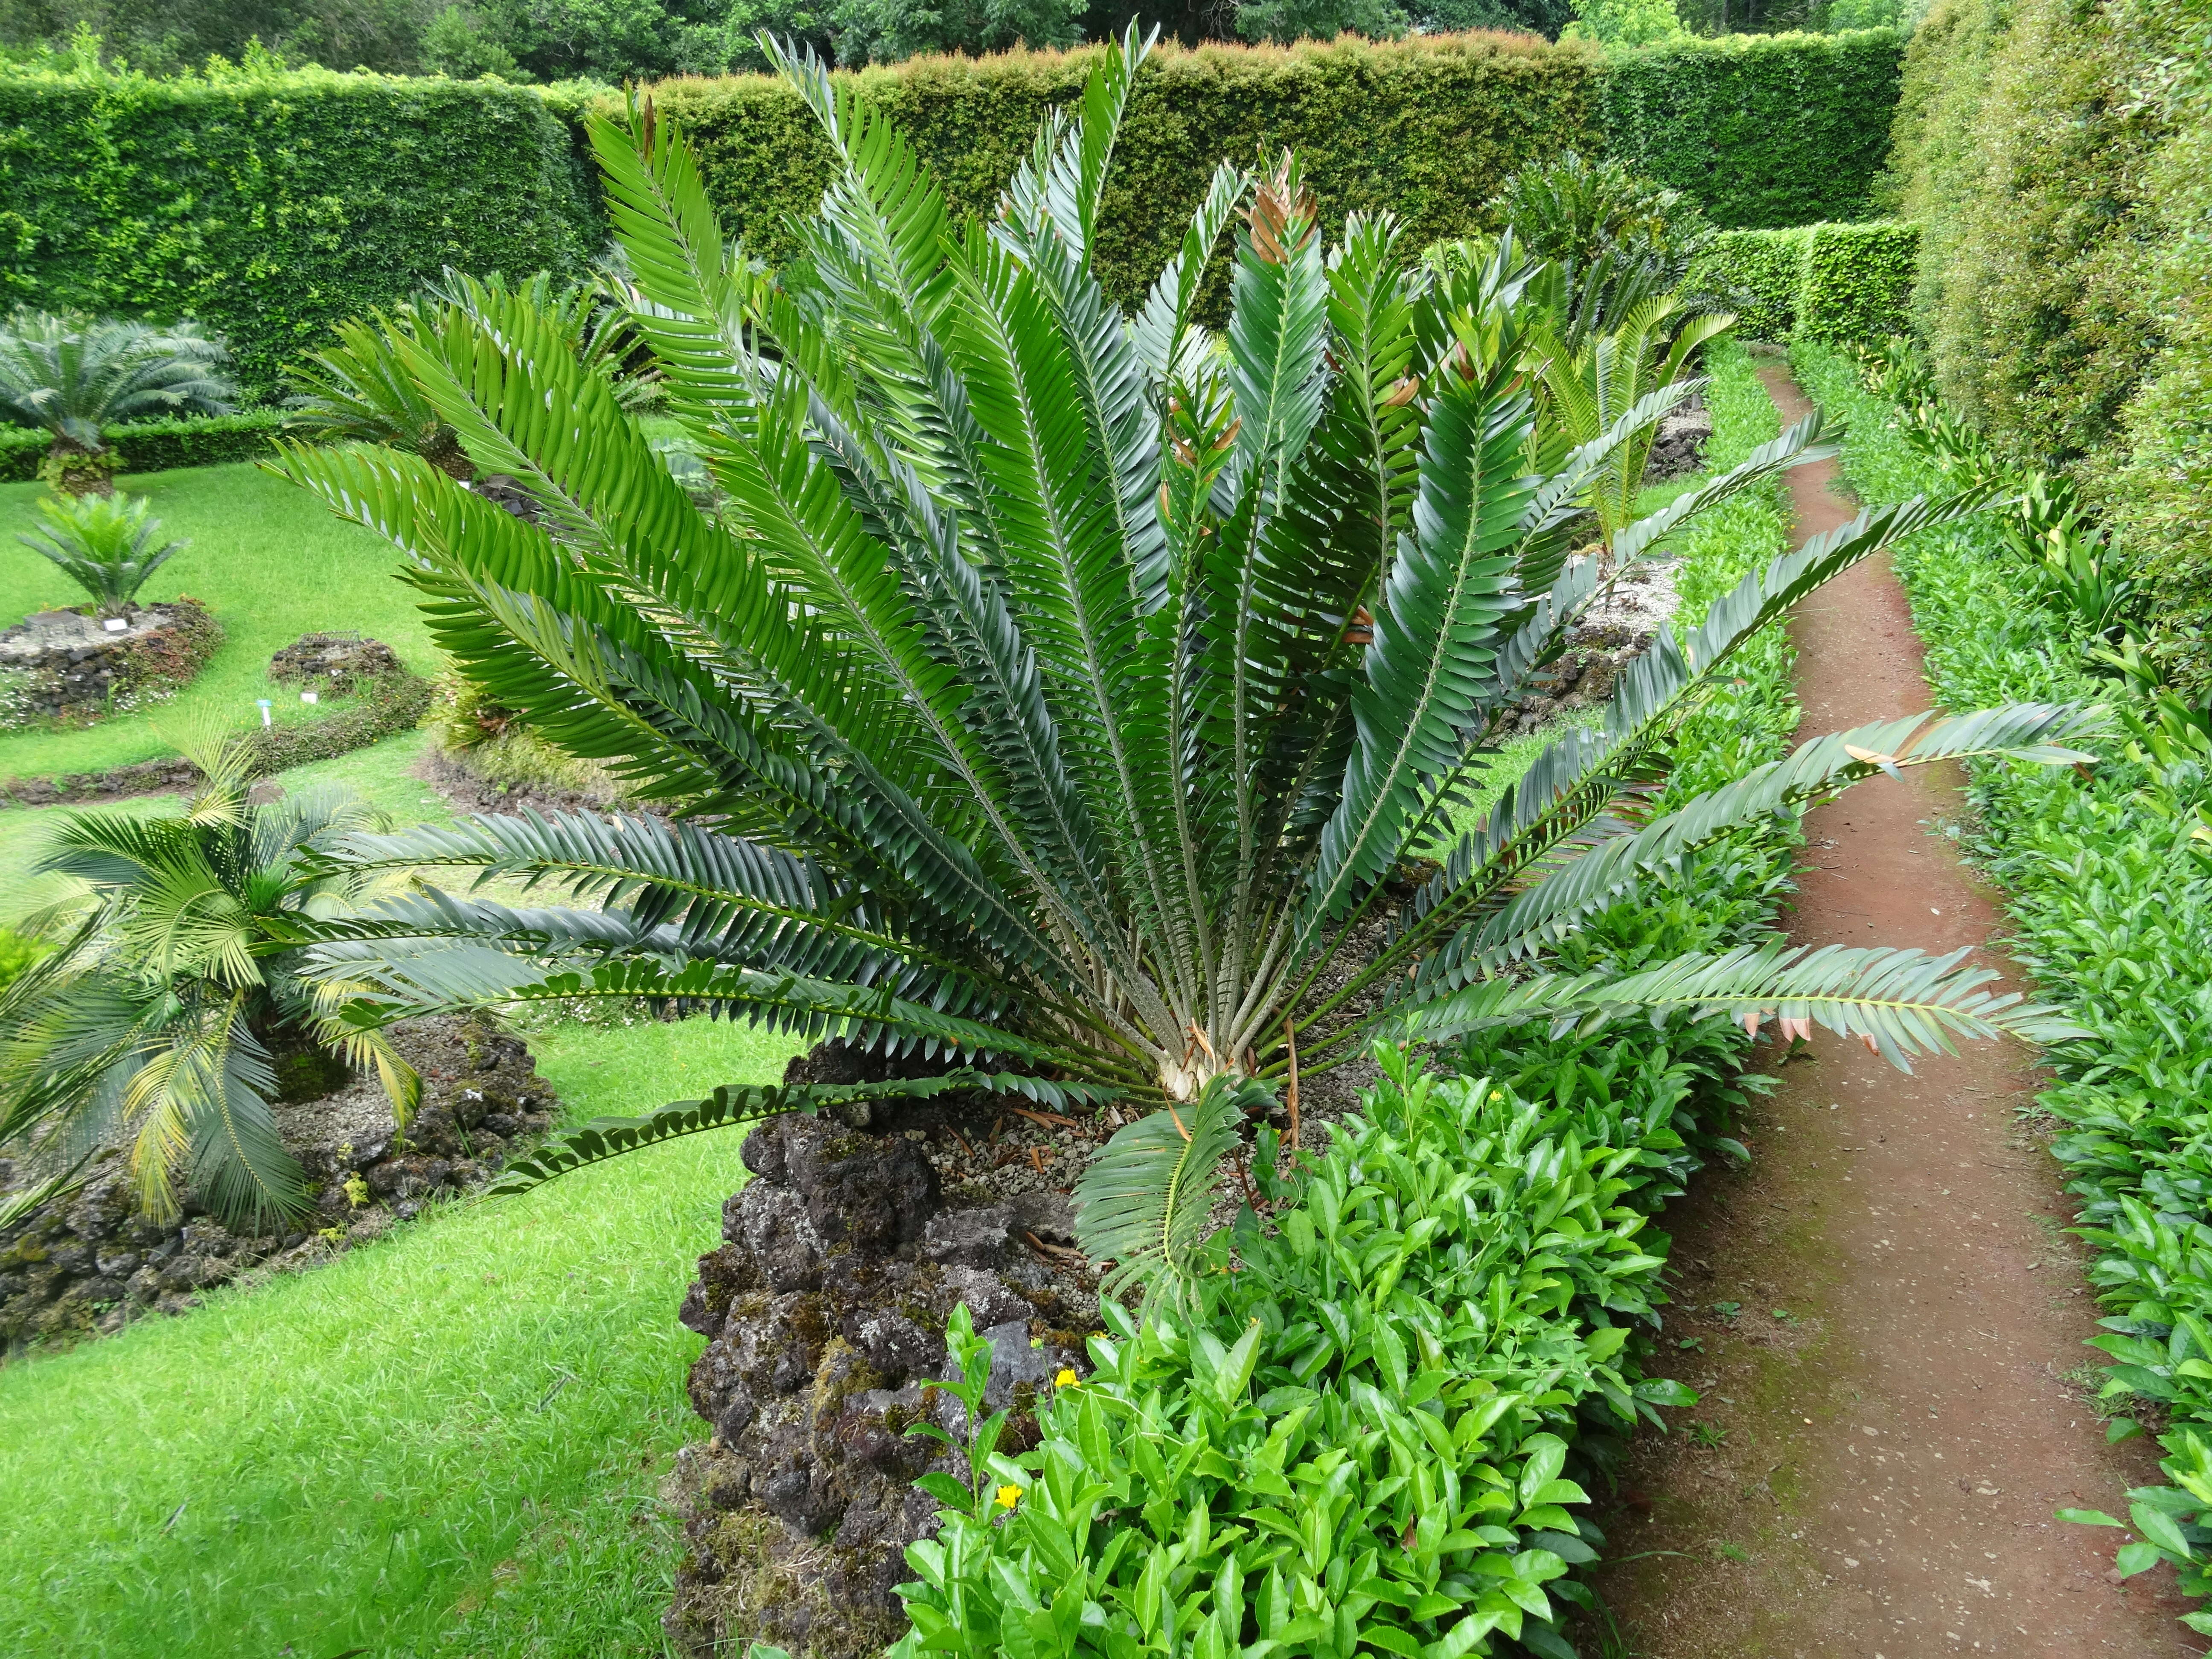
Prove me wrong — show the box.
[1247,150,1317,266]
[1382,375,1421,408]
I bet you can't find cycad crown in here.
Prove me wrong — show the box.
[274,29,2091,1268]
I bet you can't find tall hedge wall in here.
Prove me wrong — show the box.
[649,34,1611,318]
[1890,0,2212,678]
[0,29,1906,401]
[649,29,1909,317]
[1599,28,1908,228]
[0,61,600,397]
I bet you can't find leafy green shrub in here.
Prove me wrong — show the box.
[0,928,47,993]
[1794,219,1917,342]
[1596,29,1907,228]
[15,491,188,617]
[1793,338,2212,1639]
[1695,226,1808,341]
[0,411,288,482]
[899,1048,1710,1659]
[0,55,600,398]
[279,37,2078,1210]
[0,312,236,494]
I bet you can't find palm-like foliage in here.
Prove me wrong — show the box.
[0,312,236,495]
[0,729,417,1227]
[16,491,189,618]
[285,268,660,478]
[1526,288,1737,550]
[272,32,2088,1247]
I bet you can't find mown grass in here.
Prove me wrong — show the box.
[0,1013,800,1659]
[0,462,431,782]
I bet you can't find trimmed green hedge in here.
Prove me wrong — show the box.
[1798,219,1919,342]
[1598,28,1909,228]
[649,35,1607,318]
[1702,225,1810,341]
[0,32,1905,394]
[652,31,1909,317]
[1890,0,2212,684]
[0,61,600,398]
[1695,219,1918,342]
[0,412,289,482]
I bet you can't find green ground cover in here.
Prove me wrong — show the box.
[0,462,432,782]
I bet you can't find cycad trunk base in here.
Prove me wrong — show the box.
[282,26,2092,1295]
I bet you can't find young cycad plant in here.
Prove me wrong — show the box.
[0,311,236,495]
[285,268,658,479]
[16,491,189,619]
[273,32,2089,1281]
[0,726,418,1227]
[1524,288,1737,550]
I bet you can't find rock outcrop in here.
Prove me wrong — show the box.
[665,1112,1097,1659]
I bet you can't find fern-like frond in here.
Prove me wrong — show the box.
[1072,1074,1266,1304]
[1412,703,2105,988]
[1389,940,2087,1070]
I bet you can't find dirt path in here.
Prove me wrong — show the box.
[1580,364,2203,1658]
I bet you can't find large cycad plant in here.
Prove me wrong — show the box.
[276,32,2087,1241]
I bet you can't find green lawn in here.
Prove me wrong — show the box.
[0,461,432,783]
[0,1013,801,1659]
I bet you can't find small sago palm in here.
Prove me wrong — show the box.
[0,728,417,1228]
[17,491,189,619]
[286,268,661,478]
[1525,287,1736,552]
[274,33,2090,1275]
[0,311,236,495]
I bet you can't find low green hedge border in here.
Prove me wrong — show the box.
[0,412,288,482]
[1793,338,2212,1634]
[0,667,430,804]
[1697,220,1919,344]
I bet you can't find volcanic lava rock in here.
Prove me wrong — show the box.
[664,1113,1097,1659]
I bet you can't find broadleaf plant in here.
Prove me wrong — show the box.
[275,29,2090,1291]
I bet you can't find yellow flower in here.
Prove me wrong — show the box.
[995,1484,1023,1510]
[1055,1369,1079,1388]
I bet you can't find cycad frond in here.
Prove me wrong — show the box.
[1391,941,2085,1068]
[1073,1076,1264,1305]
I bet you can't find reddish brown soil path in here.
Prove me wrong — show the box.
[1578,364,2204,1658]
